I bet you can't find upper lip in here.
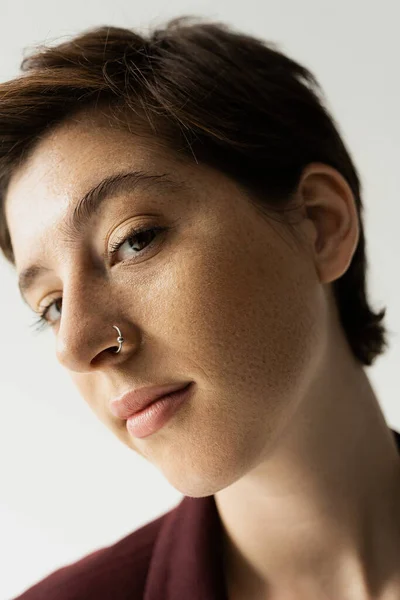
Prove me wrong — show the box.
[110,381,192,420]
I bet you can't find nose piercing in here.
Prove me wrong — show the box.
[112,325,124,354]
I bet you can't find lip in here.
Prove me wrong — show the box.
[126,383,194,438]
[110,381,193,420]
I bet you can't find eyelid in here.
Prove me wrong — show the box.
[106,214,161,252]
[107,216,181,263]
[34,293,60,318]
[108,223,164,256]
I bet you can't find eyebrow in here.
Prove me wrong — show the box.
[18,169,188,303]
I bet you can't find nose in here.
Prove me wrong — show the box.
[56,318,133,372]
[54,277,138,371]
[51,268,139,371]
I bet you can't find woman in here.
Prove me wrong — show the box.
[2,16,400,600]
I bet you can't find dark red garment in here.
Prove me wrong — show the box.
[13,429,400,599]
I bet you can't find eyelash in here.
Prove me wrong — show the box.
[29,225,166,334]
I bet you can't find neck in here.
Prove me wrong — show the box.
[214,336,400,599]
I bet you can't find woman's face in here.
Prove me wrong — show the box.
[5,111,326,496]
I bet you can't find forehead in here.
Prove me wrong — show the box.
[4,114,198,269]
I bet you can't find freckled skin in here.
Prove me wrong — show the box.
[6,109,400,597]
[5,111,324,494]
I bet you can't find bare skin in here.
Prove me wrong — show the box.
[4,108,400,599]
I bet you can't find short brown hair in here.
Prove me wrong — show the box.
[0,16,388,365]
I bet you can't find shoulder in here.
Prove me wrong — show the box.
[12,509,168,600]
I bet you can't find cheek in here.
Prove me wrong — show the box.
[134,230,326,496]
[157,226,324,418]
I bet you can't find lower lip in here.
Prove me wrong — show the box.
[126,383,194,438]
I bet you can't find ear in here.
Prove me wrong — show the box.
[295,162,360,284]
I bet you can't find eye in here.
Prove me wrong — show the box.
[29,225,167,334]
[30,297,62,334]
[109,225,166,262]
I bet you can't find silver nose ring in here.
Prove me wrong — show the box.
[112,325,124,354]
